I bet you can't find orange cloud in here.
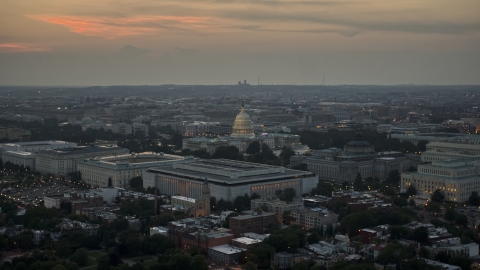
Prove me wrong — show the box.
[31,15,218,39]
[0,43,49,52]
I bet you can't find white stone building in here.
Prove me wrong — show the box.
[44,195,63,209]
[401,157,480,202]
[208,244,246,265]
[291,132,420,182]
[2,151,35,170]
[35,146,129,175]
[182,137,229,154]
[421,142,480,162]
[0,141,77,159]
[182,103,300,153]
[150,226,168,237]
[143,159,317,201]
[78,152,193,188]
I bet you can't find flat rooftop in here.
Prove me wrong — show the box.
[232,237,262,245]
[79,153,192,170]
[1,141,74,147]
[210,244,245,254]
[145,159,314,185]
[232,212,275,220]
[187,137,228,143]
[4,151,34,156]
[37,146,127,157]
[172,196,196,203]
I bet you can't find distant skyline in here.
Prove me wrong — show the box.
[1,0,479,86]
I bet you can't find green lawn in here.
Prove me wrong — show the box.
[131,256,156,263]
[86,257,97,267]
[88,251,106,259]
[141,259,158,268]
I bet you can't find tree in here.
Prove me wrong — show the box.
[388,225,409,240]
[55,238,72,258]
[387,170,400,185]
[282,188,296,202]
[211,146,243,160]
[392,196,408,207]
[246,141,261,155]
[250,193,261,200]
[50,266,67,270]
[408,166,417,172]
[13,262,27,270]
[190,255,208,270]
[448,256,472,270]
[307,231,321,244]
[469,191,480,206]
[406,185,417,196]
[233,194,251,212]
[291,163,308,171]
[417,140,429,152]
[311,181,334,197]
[210,197,217,211]
[97,255,110,270]
[70,248,88,267]
[375,243,416,265]
[282,211,296,225]
[425,202,441,213]
[444,208,456,221]
[129,176,143,189]
[431,189,444,203]
[413,226,429,243]
[342,181,349,190]
[455,213,468,227]
[354,173,362,191]
[243,261,257,270]
[418,247,430,258]
[171,133,183,148]
[108,177,113,187]
[408,199,416,207]
[166,253,192,270]
[279,147,295,165]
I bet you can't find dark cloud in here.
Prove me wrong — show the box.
[222,10,480,36]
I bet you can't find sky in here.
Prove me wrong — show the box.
[1,0,480,86]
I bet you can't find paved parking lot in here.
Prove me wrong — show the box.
[1,179,87,207]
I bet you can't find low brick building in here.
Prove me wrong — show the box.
[71,195,103,214]
[229,209,276,237]
[181,228,234,253]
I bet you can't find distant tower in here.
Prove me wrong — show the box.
[154,188,158,216]
[196,178,211,217]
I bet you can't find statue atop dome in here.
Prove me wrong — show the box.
[230,101,255,139]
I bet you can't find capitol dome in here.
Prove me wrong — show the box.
[81,117,94,125]
[346,132,372,147]
[231,102,255,139]
[344,132,374,154]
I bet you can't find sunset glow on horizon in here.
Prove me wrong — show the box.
[1,0,479,85]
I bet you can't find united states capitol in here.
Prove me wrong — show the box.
[143,103,317,201]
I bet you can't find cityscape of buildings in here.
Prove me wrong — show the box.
[0,85,479,269]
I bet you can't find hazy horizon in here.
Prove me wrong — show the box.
[1,0,480,86]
